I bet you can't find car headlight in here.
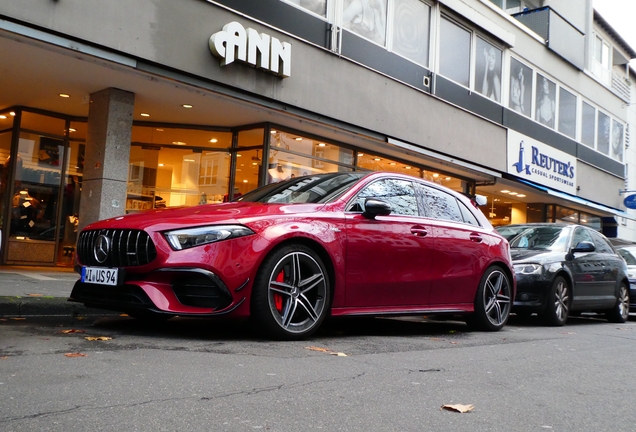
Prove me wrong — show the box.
[513,263,542,275]
[164,225,255,250]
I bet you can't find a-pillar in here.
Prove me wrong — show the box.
[78,88,135,232]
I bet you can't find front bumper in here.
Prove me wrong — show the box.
[512,273,552,313]
[69,267,249,317]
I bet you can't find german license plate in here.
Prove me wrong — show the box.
[81,266,120,286]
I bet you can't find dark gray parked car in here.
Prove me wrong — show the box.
[496,223,630,326]
[614,245,636,312]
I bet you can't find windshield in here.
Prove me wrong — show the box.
[236,173,366,204]
[507,226,570,252]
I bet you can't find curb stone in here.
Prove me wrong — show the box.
[0,296,118,317]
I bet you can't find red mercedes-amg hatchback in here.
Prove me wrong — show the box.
[70,172,515,339]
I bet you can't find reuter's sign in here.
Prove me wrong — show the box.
[507,130,577,195]
[209,21,291,78]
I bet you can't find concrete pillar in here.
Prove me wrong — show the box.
[78,88,134,232]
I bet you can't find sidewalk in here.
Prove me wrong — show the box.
[0,266,117,317]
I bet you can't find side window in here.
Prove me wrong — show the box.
[618,249,636,265]
[347,179,419,216]
[588,230,614,254]
[420,185,463,223]
[571,227,594,248]
[458,201,480,226]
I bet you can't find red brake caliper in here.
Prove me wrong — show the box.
[274,270,285,313]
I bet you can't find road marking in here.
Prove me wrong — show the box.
[13,273,57,281]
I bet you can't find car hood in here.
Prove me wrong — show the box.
[510,248,565,264]
[83,202,327,232]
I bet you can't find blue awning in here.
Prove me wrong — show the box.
[517,179,636,220]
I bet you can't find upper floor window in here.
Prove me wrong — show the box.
[439,16,471,87]
[476,37,502,102]
[342,0,388,45]
[579,99,624,162]
[284,0,327,17]
[592,34,612,84]
[391,0,431,67]
[509,57,533,116]
[535,74,556,129]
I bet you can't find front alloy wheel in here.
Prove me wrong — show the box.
[251,245,330,340]
[606,283,629,323]
[466,266,512,331]
[541,276,570,326]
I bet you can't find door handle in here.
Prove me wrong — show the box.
[470,233,483,243]
[411,226,428,237]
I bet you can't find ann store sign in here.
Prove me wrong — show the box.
[209,21,291,78]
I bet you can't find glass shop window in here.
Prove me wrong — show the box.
[535,74,556,129]
[342,0,388,46]
[597,111,610,155]
[475,37,502,102]
[581,102,596,148]
[558,88,576,139]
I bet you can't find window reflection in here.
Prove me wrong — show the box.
[391,0,430,66]
[342,0,388,45]
[352,179,418,216]
[420,186,463,222]
[439,17,470,87]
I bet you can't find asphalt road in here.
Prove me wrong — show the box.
[1,313,635,431]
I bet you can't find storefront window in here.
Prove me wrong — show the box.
[555,205,578,224]
[391,0,430,67]
[579,212,601,231]
[439,17,470,87]
[239,129,265,148]
[132,126,232,149]
[266,132,354,184]
[127,144,231,211]
[20,112,66,137]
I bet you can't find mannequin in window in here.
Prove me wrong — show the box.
[268,163,289,183]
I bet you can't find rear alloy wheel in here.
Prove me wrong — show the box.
[541,276,570,326]
[466,266,512,331]
[606,283,629,323]
[251,244,330,340]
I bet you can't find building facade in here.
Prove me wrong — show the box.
[0,0,633,267]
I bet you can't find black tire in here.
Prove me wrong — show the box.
[606,283,629,323]
[465,266,512,331]
[540,276,570,326]
[251,244,330,340]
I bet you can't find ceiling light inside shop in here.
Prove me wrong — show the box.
[209,138,218,143]
[69,128,76,132]
[318,143,326,147]
[517,194,526,198]
[10,112,15,116]
[271,130,277,134]
[59,93,70,98]
[432,173,439,177]
[158,163,164,167]
[374,158,381,161]
[243,180,248,183]
[252,162,258,165]
[182,104,193,108]
[184,159,195,162]
[358,153,364,157]
[445,177,451,181]
[0,115,5,119]
[508,192,518,195]
[295,137,302,141]
[156,128,164,131]
[500,190,510,193]
[405,166,412,170]
[140,113,150,117]
[172,141,186,145]
[236,154,241,157]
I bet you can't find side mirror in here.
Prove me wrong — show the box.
[363,198,392,219]
[474,194,488,206]
[571,241,595,253]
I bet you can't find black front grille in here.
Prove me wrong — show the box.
[77,229,157,267]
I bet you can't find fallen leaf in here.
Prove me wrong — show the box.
[10,318,26,321]
[448,330,457,334]
[27,294,43,297]
[64,352,87,358]
[120,313,129,317]
[85,336,112,341]
[305,346,347,357]
[0,318,7,321]
[74,317,86,320]
[305,346,331,353]
[430,338,441,341]
[61,329,86,334]
[449,341,459,345]
[0,356,8,360]
[441,404,474,413]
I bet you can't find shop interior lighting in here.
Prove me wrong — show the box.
[374,158,381,161]
[182,104,193,108]
[445,177,451,180]
[432,173,439,177]
[295,137,302,141]
[358,153,364,157]
[59,93,70,98]
[10,112,15,116]
[140,113,150,117]
[158,163,164,167]
[271,130,277,134]
[517,194,526,198]
[172,141,186,145]
[500,189,510,193]
[156,128,164,131]
[389,162,396,166]
[508,192,518,195]
[209,138,218,143]
[0,115,6,119]
[69,128,76,132]
[405,166,412,169]
[318,143,326,147]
